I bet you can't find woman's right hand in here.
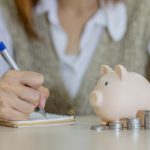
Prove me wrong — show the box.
[0,70,49,121]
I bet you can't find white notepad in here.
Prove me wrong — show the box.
[0,112,75,128]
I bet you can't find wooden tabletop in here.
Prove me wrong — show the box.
[0,116,150,150]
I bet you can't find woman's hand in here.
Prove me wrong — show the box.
[0,70,49,121]
[38,86,49,109]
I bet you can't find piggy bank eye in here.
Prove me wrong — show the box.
[105,81,109,86]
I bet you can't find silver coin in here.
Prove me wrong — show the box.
[144,123,150,126]
[128,118,141,122]
[90,125,106,132]
[144,116,150,118]
[144,111,150,129]
[144,110,150,117]
[144,120,150,122]
[144,121,150,129]
[144,126,150,129]
[109,123,123,130]
[144,110,150,114]
[127,118,141,130]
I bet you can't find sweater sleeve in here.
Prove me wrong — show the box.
[0,8,13,78]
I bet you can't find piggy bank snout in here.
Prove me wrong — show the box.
[90,90,103,106]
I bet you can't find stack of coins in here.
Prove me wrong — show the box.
[109,122,123,131]
[144,110,150,129]
[90,125,106,132]
[127,118,141,130]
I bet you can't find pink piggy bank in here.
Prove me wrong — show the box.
[90,65,150,124]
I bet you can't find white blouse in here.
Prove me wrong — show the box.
[0,0,149,98]
[36,0,128,98]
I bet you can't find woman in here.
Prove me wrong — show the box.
[0,0,150,118]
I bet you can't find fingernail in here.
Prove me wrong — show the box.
[38,98,46,109]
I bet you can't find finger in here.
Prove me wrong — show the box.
[39,86,49,100]
[6,108,30,121]
[14,85,41,106]
[0,90,36,114]
[38,86,49,109]
[0,105,29,121]
[19,71,44,88]
[38,99,46,109]
[9,97,36,114]
[3,70,44,88]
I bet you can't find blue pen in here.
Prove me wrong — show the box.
[0,41,47,119]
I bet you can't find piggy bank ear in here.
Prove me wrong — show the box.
[115,65,127,80]
[100,65,113,76]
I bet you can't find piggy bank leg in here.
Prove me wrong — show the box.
[101,121,109,126]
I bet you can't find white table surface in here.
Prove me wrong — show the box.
[0,116,150,150]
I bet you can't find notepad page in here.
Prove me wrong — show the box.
[29,112,71,120]
[0,112,75,128]
[14,112,75,125]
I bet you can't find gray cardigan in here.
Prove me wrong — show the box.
[1,0,150,115]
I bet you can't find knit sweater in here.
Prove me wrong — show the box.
[1,0,150,115]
